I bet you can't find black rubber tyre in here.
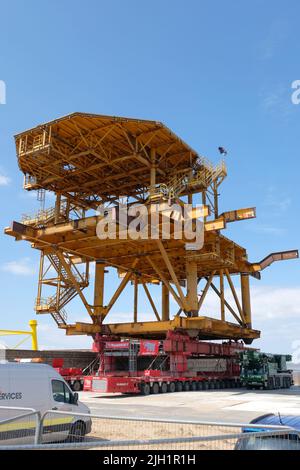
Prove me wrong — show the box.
[197,381,204,390]
[160,382,168,394]
[68,421,86,443]
[282,378,287,389]
[72,381,81,392]
[191,381,197,391]
[141,383,151,395]
[176,382,183,392]
[168,382,176,393]
[152,382,160,394]
[203,381,209,390]
[267,378,275,390]
[183,382,190,392]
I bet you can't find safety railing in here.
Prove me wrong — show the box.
[1,406,299,450]
[0,406,41,446]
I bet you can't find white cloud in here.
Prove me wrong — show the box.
[264,186,292,213]
[1,257,35,276]
[250,286,300,320]
[0,175,11,186]
[248,224,286,236]
[195,285,300,321]
[257,20,288,60]
[103,311,153,324]
[36,322,92,350]
[260,85,292,121]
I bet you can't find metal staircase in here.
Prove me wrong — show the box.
[35,253,89,328]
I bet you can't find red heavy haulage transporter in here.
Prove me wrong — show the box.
[52,358,85,392]
[84,332,247,395]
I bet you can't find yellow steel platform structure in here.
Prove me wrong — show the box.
[5,113,298,343]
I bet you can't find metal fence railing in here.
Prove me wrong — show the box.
[0,406,299,450]
[0,406,41,445]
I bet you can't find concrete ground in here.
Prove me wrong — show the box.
[79,386,300,424]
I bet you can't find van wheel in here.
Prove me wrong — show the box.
[68,421,86,442]
[72,381,81,392]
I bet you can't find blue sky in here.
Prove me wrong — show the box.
[0,0,299,356]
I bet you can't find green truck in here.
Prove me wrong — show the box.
[240,351,293,390]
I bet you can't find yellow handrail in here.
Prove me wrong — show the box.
[0,320,38,350]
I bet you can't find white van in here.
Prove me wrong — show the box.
[0,362,91,445]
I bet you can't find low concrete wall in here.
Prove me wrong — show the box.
[2,349,97,369]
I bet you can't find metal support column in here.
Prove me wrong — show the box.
[241,273,252,327]
[94,262,105,316]
[36,251,44,305]
[162,283,170,321]
[150,148,156,196]
[220,269,225,321]
[54,193,62,224]
[213,182,219,218]
[186,259,198,317]
[134,277,138,323]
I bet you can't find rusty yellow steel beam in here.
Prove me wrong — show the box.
[65,316,260,341]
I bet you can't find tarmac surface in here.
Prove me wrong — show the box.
[79,386,300,424]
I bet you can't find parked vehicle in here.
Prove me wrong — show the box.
[86,333,245,394]
[240,351,293,389]
[0,362,91,444]
[235,414,300,450]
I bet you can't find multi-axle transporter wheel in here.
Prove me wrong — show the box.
[266,378,275,390]
[72,381,82,392]
[197,381,204,390]
[283,377,291,389]
[141,383,151,395]
[191,381,197,391]
[152,382,160,394]
[168,382,176,393]
[183,382,190,392]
